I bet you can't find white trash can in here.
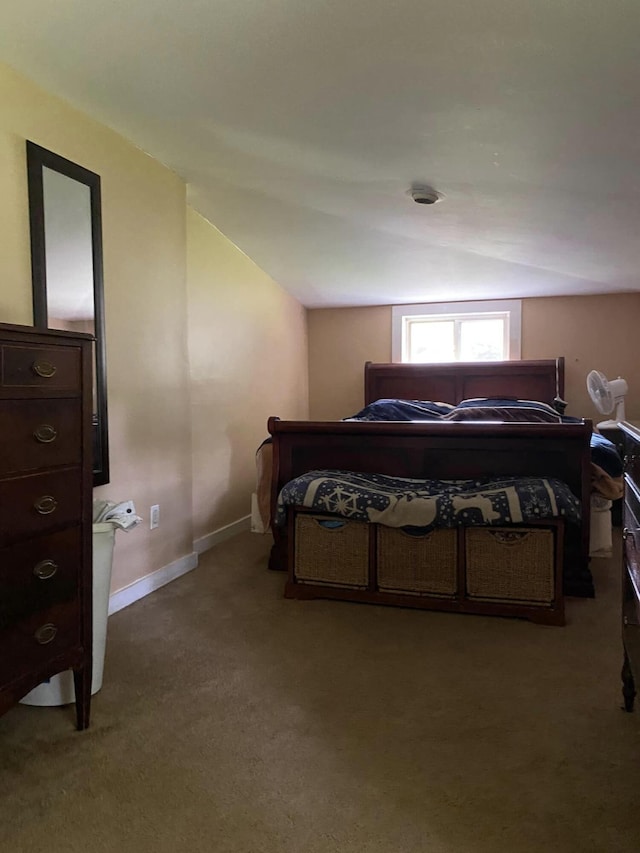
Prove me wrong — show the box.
[589,495,613,558]
[20,523,116,706]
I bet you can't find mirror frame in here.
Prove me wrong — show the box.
[26,140,110,486]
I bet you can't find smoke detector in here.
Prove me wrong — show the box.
[409,185,442,205]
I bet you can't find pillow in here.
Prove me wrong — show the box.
[344,398,454,422]
[446,397,563,423]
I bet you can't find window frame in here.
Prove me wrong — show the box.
[391,299,522,363]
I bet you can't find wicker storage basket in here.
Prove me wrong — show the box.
[465,527,555,605]
[377,527,457,596]
[294,514,369,587]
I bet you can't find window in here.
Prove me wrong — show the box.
[392,300,522,363]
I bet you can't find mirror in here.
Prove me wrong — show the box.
[26,141,109,486]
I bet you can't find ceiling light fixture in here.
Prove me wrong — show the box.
[409,185,442,205]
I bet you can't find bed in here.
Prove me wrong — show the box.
[260,358,603,618]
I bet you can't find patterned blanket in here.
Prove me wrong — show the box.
[275,470,581,531]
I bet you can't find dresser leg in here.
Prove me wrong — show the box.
[73,666,92,730]
[622,650,636,712]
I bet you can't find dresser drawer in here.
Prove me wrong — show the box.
[623,482,640,593]
[623,568,640,628]
[0,527,82,627]
[623,568,640,684]
[623,437,640,488]
[0,399,81,476]
[0,599,80,685]
[0,468,83,545]
[0,343,81,393]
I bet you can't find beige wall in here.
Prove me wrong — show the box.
[308,306,391,420]
[309,294,640,422]
[0,62,308,593]
[187,209,308,542]
[0,62,192,592]
[521,294,639,420]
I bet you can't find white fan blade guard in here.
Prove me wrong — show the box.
[586,370,628,427]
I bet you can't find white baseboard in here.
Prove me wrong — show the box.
[193,514,251,555]
[108,550,198,615]
[107,515,250,616]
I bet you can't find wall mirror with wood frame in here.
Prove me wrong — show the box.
[26,140,109,486]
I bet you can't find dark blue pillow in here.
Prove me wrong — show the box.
[345,399,454,422]
[446,398,562,423]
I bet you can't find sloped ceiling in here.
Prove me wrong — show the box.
[1,0,639,307]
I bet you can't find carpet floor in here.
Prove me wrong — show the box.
[1,530,639,853]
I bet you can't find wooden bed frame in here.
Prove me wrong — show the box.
[267,358,593,598]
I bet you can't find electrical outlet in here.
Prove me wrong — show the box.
[150,504,160,530]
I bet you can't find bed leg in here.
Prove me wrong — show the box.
[268,530,287,572]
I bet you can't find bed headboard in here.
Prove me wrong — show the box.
[364,359,564,407]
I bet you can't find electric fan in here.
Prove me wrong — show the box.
[586,370,629,428]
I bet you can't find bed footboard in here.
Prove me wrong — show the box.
[267,417,593,597]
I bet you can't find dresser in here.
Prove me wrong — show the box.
[618,421,640,712]
[0,323,93,729]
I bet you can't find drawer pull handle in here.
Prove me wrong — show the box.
[623,527,640,541]
[33,424,58,444]
[34,495,58,515]
[33,559,59,580]
[34,623,57,645]
[31,359,57,379]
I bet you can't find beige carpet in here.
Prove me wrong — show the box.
[1,531,639,853]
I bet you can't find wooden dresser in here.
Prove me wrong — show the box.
[619,421,640,712]
[0,323,93,729]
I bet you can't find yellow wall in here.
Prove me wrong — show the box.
[187,209,308,542]
[308,306,391,419]
[0,62,308,592]
[308,294,640,421]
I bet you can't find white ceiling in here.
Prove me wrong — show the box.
[1,0,639,308]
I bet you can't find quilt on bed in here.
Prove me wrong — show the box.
[275,470,581,532]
